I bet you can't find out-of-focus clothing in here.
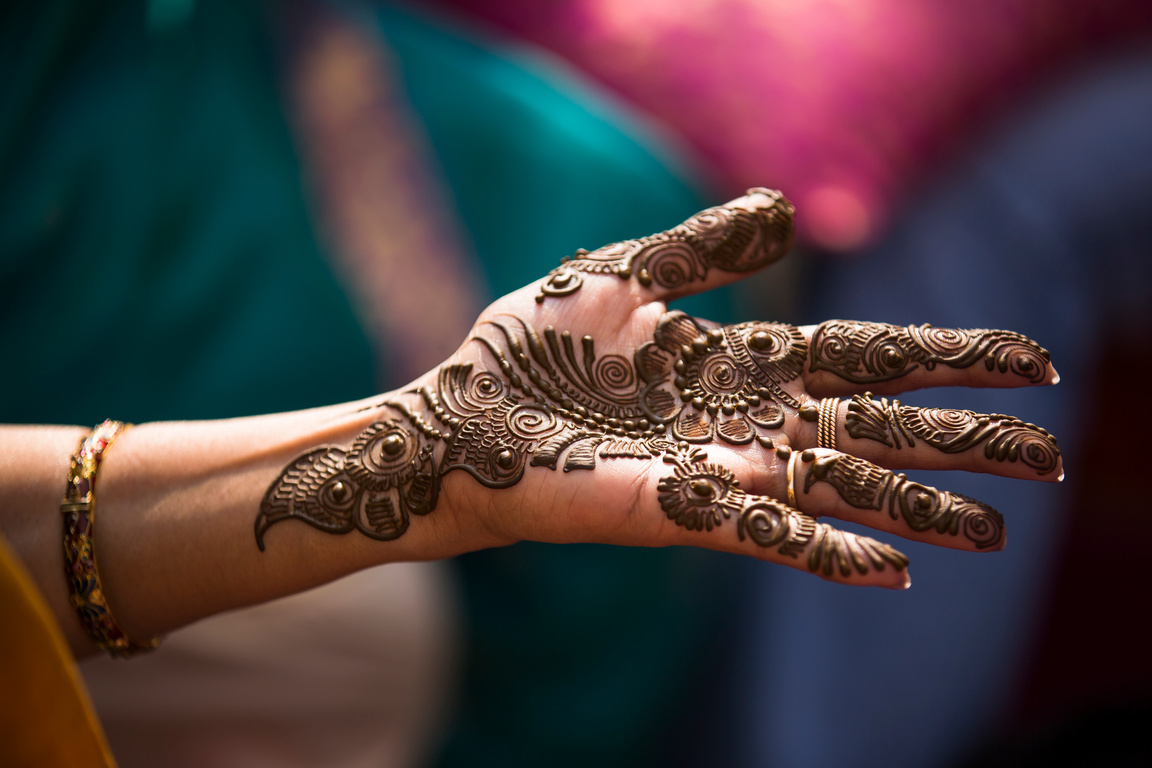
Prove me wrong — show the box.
[1,1,741,766]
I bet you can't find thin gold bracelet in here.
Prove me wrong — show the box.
[61,420,159,658]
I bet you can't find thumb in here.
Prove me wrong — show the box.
[534,188,795,305]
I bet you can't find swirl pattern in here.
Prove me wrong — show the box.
[911,326,971,357]
[699,354,748,394]
[592,354,636,394]
[737,500,792,548]
[811,321,1051,385]
[844,394,1061,475]
[535,188,795,302]
[804,452,1005,550]
[956,495,1005,549]
[506,404,564,441]
[640,240,702,290]
[683,208,729,240]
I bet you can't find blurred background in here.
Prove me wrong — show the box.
[3,0,1151,766]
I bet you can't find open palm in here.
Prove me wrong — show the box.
[258,190,1061,587]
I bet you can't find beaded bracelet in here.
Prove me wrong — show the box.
[61,420,159,658]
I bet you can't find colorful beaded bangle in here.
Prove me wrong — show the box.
[61,420,159,658]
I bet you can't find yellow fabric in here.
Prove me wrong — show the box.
[0,533,116,768]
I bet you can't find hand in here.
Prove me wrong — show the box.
[256,189,1061,588]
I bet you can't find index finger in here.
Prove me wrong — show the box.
[534,188,795,305]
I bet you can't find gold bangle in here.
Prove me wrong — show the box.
[61,420,159,658]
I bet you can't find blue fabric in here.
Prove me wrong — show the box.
[736,54,1152,768]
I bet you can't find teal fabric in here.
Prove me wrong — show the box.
[376,6,739,767]
[376,3,736,323]
[0,0,376,425]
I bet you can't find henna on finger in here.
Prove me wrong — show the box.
[535,188,795,302]
[800,451,1005,549]
[656,452,908,578]
[844,393,1061,475]
[809,320,1052,385]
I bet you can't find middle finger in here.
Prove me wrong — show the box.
[795,393,1063,481]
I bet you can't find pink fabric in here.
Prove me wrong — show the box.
[437,0,1152,249]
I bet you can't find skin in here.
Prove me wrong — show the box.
[0,189,1061,659]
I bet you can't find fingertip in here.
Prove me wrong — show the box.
[741,187,795,214]
[1057,469,1066,482]
[1050,368,1061,385]
[879,568,912,590]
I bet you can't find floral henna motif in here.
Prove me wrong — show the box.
[657,457,745,532]
[637,311,807,445]
[809,321,1052,385]
[535,188,795,303]
[844,393,1061,475]
[802,452,1005,549]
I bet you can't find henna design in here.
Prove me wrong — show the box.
[656,454,907,575]
[657,456,745,532]
[255,311,923,580]
[254,186,1037,581]
[257,311,909,579]
[483,319,650,427]
[803,452,1005,549]
[844,394,1061,475]
[637,311,807,445]
[809,321,1051,385]
[805,523,910,577]
[535,188,794,302]
[256,417,438,549]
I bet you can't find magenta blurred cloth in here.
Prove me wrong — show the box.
[436,0,1152,249]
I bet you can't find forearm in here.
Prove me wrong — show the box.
[0,393,483,658]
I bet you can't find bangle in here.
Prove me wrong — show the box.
[61,420,159,658]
